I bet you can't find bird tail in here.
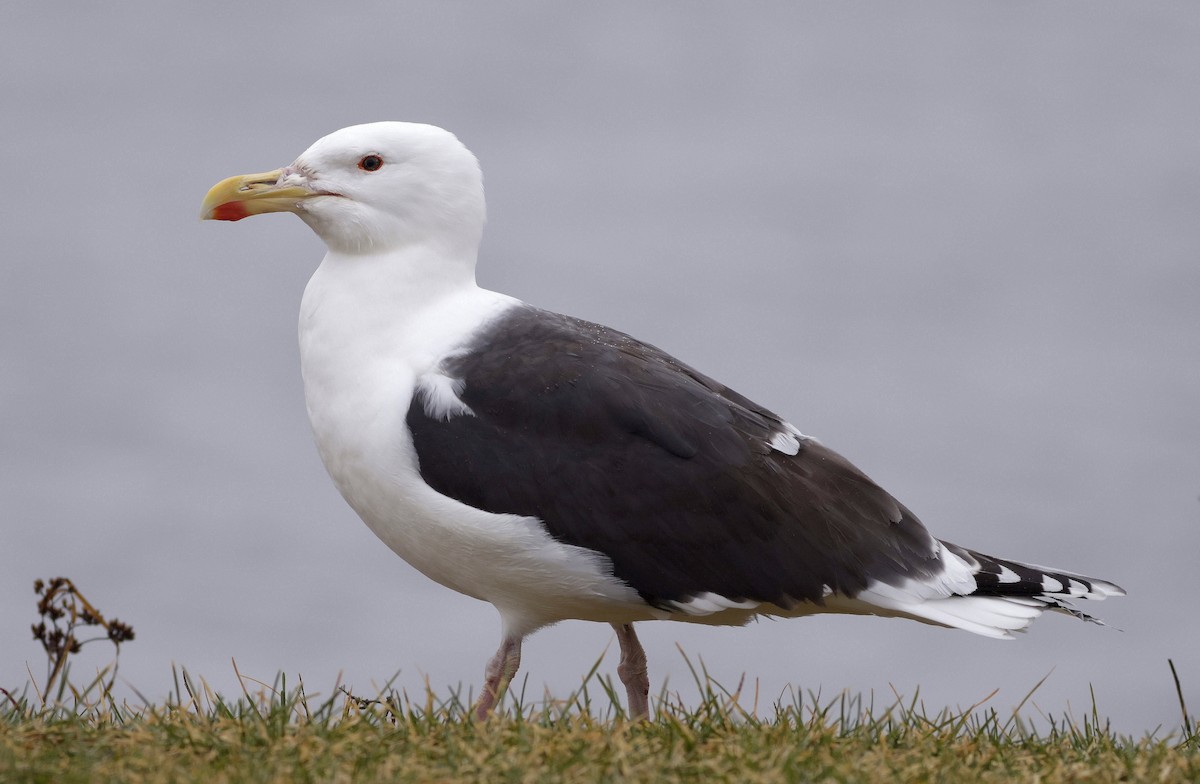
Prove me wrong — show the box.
[843,541,1125,640]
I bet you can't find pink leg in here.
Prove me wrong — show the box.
[612,623,650,719]
[475,635,522,720]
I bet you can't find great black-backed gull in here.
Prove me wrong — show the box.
[201,122,1124,720]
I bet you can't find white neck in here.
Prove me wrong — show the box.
[309,243,477,313]
[297,244,518,451]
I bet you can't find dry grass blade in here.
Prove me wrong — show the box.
[1168,658,1195,745]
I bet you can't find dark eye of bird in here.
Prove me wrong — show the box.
[358,155,384,172]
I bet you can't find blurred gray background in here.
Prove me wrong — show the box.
[2,3,1197,735]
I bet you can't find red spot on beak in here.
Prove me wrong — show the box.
[210,202,249,221]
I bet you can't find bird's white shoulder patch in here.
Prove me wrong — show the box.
[768,422,812,456]
[415,371,473,420]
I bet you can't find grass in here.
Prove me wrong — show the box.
[4,579,1196,782]
[1,658,1196,783]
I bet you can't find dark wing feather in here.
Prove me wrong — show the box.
[406,305,945,609]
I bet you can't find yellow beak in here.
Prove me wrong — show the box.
[200,169,316,221]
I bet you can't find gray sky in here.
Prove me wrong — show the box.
[2,3,1197,735]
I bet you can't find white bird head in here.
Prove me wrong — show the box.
[202,122,486,257]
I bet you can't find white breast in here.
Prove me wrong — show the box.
[296,251,650,637]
